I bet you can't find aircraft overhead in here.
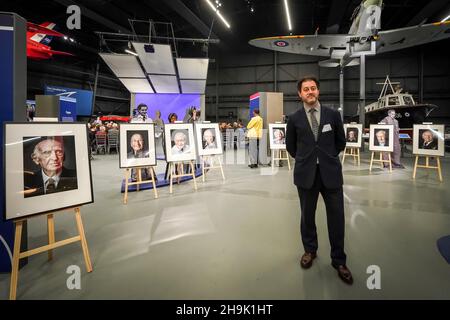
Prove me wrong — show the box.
[248,0,450,68]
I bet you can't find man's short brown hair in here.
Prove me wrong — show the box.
[297,76,320,92]
[253,109,260,115]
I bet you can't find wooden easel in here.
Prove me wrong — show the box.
[341,147,360,166]
[271,149,291,172]
[413,155,443,182]
[369,151,392,172]
[201,155,225,182]
[123,167,158,204]
[168,160,198,194]
[9,207,92,300]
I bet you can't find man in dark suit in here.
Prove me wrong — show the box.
[286,76,353,285]
[24,137,77,198]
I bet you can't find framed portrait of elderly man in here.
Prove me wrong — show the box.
[369,124,394,152]
[269,124,287,150]
[3,123,93,220]
[195,123,223,156]
[413,124,445,157]
[119,123,156,168]
[344,124,362,148]
[164,123,196,162]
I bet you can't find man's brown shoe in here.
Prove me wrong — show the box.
[300,252,317,269]
[335,265,354,285]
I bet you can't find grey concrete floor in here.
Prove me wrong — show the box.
[1,148,450,299]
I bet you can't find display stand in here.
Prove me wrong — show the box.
[168,161,198,194]
[271,149,291,172]
[341,147,361,166]
[9,207,92,300]
[201,155,225,182]
[123,167,158,204]
[413,155,443,182]
[369,151,392,172]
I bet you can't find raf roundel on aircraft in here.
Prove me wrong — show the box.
[274,40,289,47]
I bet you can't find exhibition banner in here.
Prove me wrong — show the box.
[45,85,93,116]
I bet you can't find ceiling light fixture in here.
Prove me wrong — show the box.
[441,15,450,22]
[205,0,231,28]
[124,49,138,56]
[284,0,292,31]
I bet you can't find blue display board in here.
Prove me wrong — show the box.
[45,85,93,116]
[249,92,260,119]
[60,96,77,122]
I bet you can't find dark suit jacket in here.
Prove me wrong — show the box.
[422,140,438,150]
[286,104,346,189]
[24,167,78,198]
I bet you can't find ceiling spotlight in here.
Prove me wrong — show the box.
[205,0,231,28]
[251,7,254,12]
[69,38,75,42]
[63,36,68,40]
[284,0,293,31]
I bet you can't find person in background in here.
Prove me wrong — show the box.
[154,110,164,127]
[131,103,153,123]
[247,109,263,168]
[381,109,404,168]
[168,113,178,123]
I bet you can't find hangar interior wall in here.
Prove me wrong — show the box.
[205,41,450,126]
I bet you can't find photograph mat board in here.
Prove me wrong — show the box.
[344,124,362,148]
[119,123,156,168]
[412,124,445,157]
[195,123,223,156]
[269,123,287,150]
[369,124,394,152]
[164,123,196,162]
[4,123,93,220]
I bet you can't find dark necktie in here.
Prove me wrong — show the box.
[309,108,319,141]
[46,178,56,194]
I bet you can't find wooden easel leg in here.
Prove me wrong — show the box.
[286,151,291,171]
[352,148,356,165]
[201,157,205,182]
[413,155,419,179]
[124,169,129,204]
[47,214,55,261]
[74,208,93,273]
[357,148,360,166]
[137,168,142,191]
[342,147,346,165]
[169,162,174,194]
[9,221,23,300]
[272,151,275,171]
[190,161,198,190]
[150,166,158,199]
[437,157,443,182]
[218,156,225,180]
[379,152,383,169]
[177,163,182,184]
[369,152,374,172]
[388,153,392,173]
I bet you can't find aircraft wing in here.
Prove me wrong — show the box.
[27,22,65,37]
[375,21,450,54]
[49,50,74,56]
[248,34,351,57]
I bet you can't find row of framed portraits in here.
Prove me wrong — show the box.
[120,123,223,168]
[344,124,445,157]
